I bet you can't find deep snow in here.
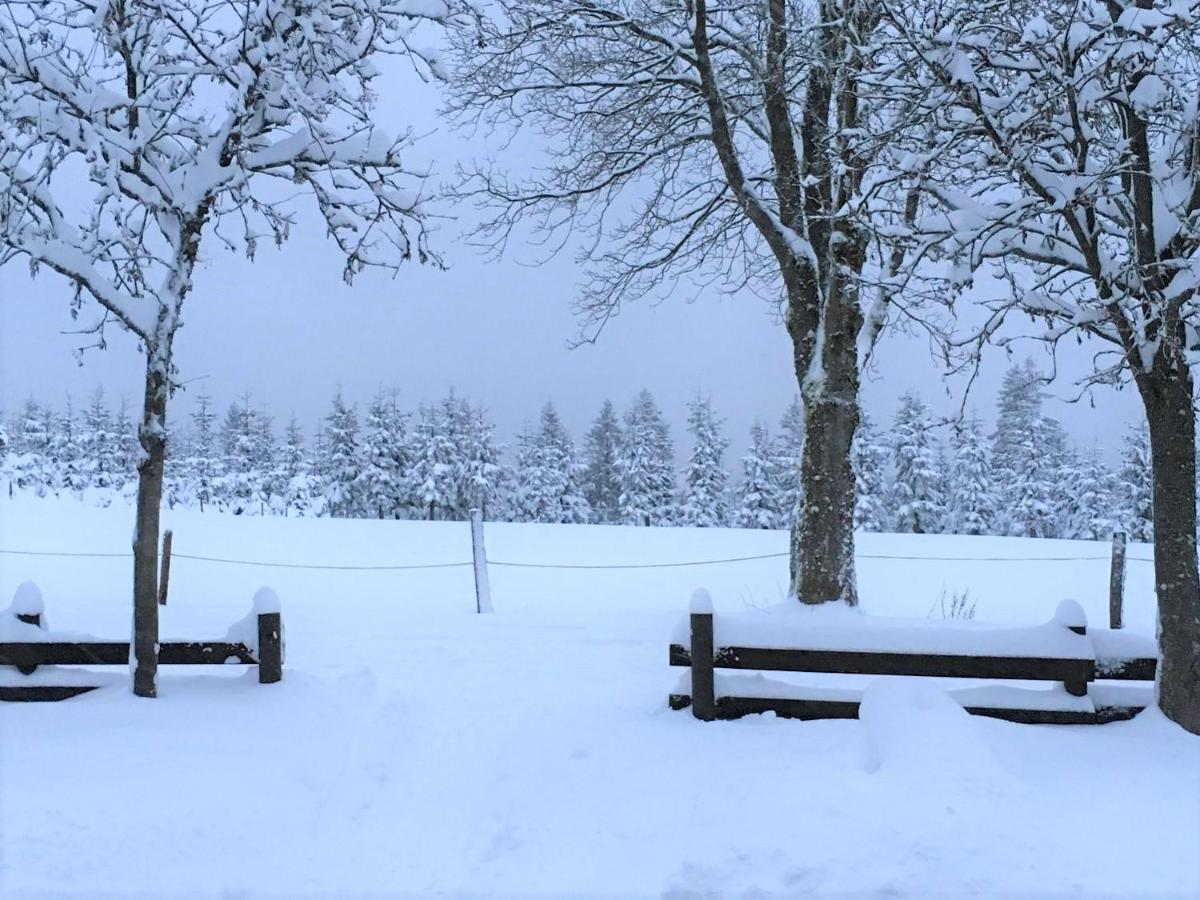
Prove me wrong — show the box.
[1,496,1197,898]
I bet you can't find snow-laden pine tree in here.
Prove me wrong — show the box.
[513,402,591,524]
[0,420,10,496]
[617,391,676,526]
[252,406,278,510]
[1060,447,1118,542]
[0,0,461,696]
[1042,417,1076,539]
[852,412,890,533]
[457,403,503,519]
[991,362,1060,538]
[581,400,623,524]
[278,417,324,518]
[945,416,995,536]
[512,422,545,524]
[322,392,363,519]
[891,393,944,534]
[113,399,140,494]
[50,398,86,495]
[440,390,494,521]
[773,397,805,528]
[9,399,52,496]
[736,423,783,530]
[1118,424,1154,543]
[311,423,329,485]
[359,392,407,519]
[180,390,221,512]
[219,396,274,515]
[81,390,120,493]
[405,403,459,521]
[679,396,729,527]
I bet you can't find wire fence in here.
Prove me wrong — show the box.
[0,546,1154,572]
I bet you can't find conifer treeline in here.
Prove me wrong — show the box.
[1,362,1164,540]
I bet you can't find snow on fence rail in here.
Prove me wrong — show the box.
[0,584,284,702]
[669,598,1158,726]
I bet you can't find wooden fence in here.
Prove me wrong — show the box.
[1,605,283,702]
[670,605,1156,726]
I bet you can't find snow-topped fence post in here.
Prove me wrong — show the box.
[1055,600,1089,698]
[1109,533,1127,631]
[11,582,44,675]
[470,508,493,614]
[254,588,283,685]
[689,590,716,721]
[0,0,466,696]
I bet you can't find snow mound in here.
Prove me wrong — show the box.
[689,588,713,614]
[223,587,283,652]
[860,679,1003,781]
[253,586,282,615]
[1053,598,1087,630]
[10,581,45,618]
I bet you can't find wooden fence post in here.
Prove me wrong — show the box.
[1109,532,1126,630]
[12,582,44,675]
[14,610,40,676]
[470,508,493,614]
[1056,599,1089,697]
[1064,621,1089,697]
[257,612,282,684]
[158,530,173,606]
[690,595,716,721]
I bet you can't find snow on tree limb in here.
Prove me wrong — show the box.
[883,0,1200,383]
[0,0,466,350]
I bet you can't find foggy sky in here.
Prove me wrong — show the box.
[0,51,1143,463]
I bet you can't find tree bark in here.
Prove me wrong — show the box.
[1137,355,1200,733]
[793,395,860,605]
[131,361,168,698]
[789,256,864,606]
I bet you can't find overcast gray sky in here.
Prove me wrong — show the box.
[0,52,1143,463]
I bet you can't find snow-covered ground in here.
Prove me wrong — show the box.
[1,496,1197,898]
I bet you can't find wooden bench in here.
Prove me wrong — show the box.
[0,607,283,702]
[669,599,1156,726]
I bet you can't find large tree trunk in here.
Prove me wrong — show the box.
[789,263,864,606]
[131,360,169,698]
[694,0,871,606]
[793,393,860,605]
[1137,355,1200,734]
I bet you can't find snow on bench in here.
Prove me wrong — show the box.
[669,595,1157,725]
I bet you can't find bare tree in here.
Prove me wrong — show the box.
[0,0,459,696]
[448,0,922,605]
[886,0,1200,731]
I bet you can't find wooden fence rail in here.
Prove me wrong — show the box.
[670,605,1157,726]
[1,601,283,702]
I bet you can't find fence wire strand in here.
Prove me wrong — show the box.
[0,548,471,571]
[0,546,1152,571]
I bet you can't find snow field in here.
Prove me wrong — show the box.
[1,496,1197,898]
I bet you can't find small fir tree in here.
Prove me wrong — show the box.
[945,416,995,536]
[616,390,676,526]
[736,422,783,529]
[891,393,945,534]
[581,399,624,524]
[678,395,729,527]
